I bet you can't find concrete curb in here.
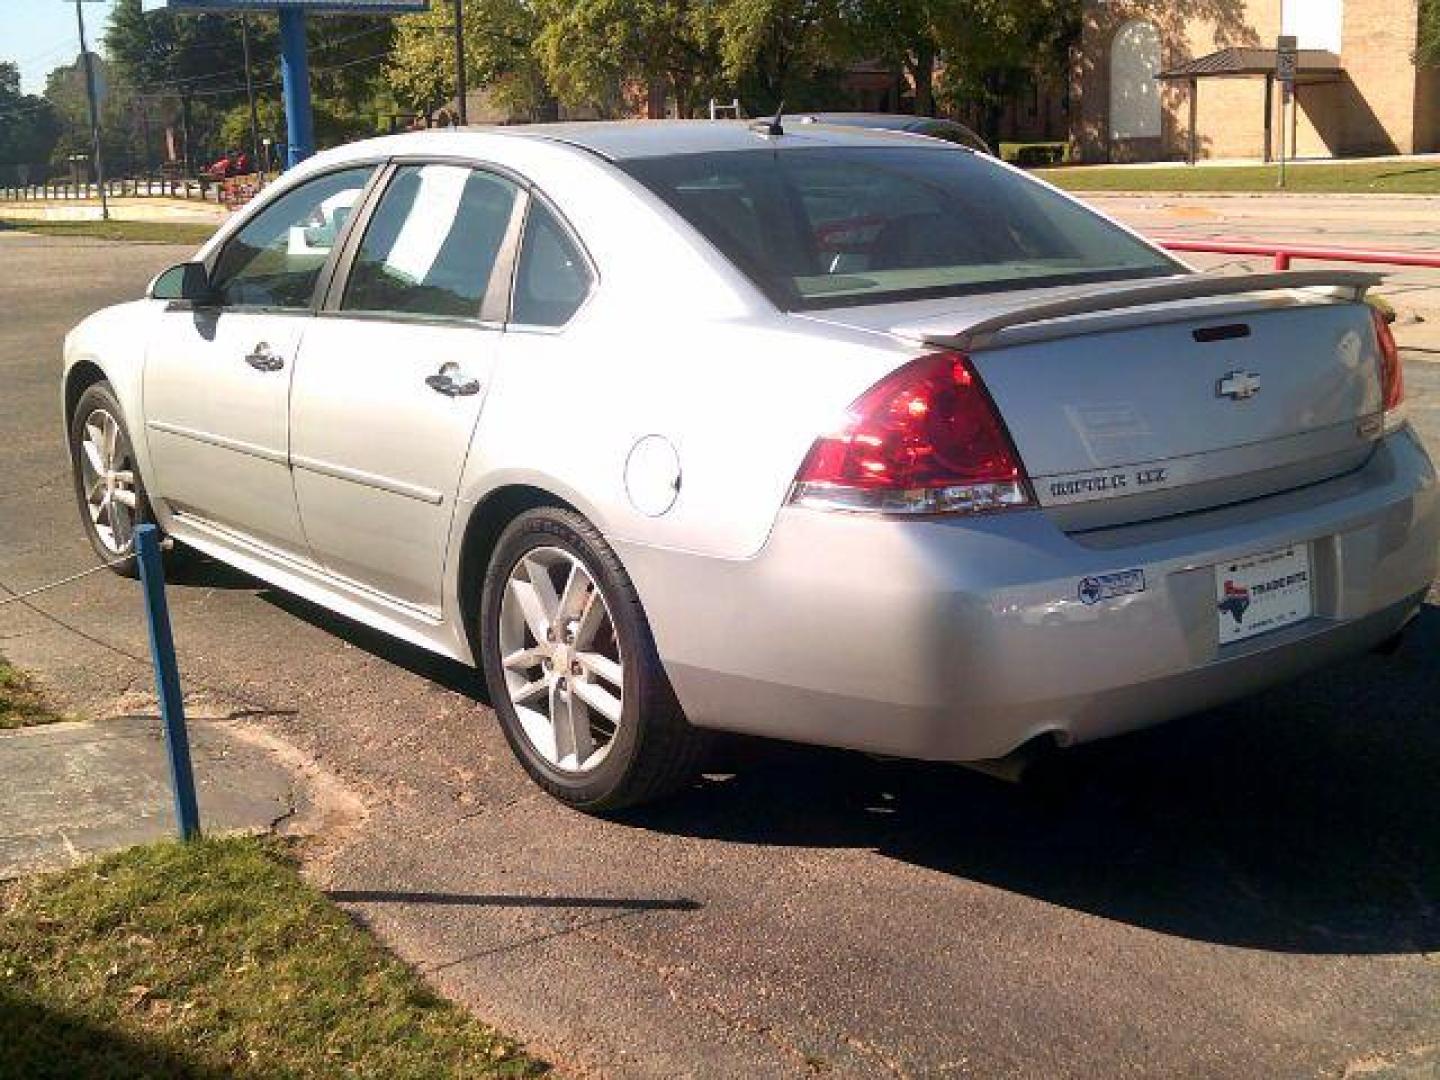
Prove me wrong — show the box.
[0,714,359,880]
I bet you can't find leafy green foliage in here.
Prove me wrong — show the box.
[533,0,722,117]
[383,0,1079,122]
[216,96,373,156]
[701,0,840,109]
[102,0,253,170]
[41,57,154,177]
[0,61,63,178]
[103,0,249,102]
[81,0,1080,166]
[391,0,554,120]
[1420,0,1440,67]
[929,0,1077,143]
[0,836,545,1078]
[101,0,398,167]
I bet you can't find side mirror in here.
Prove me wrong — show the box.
[149,261,217,306]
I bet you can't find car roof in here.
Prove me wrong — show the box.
[483,118,955,160]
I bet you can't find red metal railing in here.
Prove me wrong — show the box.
[1157,238,1440,271]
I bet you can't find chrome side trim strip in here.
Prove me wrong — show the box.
[290,453,445,505]
[171,510,445,625]
[146,420,288,466]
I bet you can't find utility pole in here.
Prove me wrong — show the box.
[240,14,264,186]
[452,0,467,125]
[1275,35,1297,190]
[73,0,109,220]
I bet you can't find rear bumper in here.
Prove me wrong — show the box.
[616,428,1439,761]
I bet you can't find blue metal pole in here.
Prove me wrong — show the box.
[135,524,201,841]
[278,7,314,169]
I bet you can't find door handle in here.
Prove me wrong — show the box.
[425,362,481,397]
[244,342,284,372]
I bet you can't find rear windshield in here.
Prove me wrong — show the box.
[621,147,1180,310]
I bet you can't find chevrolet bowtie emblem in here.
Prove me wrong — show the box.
[1217,370,1261,400]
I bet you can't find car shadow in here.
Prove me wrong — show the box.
[196,544,1438,957]
[629,603,1440,957]
[256,586,492,703]
[159,549,490,701]
[161,549,264,590]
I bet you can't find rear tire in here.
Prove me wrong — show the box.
[478,506,709,812]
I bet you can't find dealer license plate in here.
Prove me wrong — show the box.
[1214,544,1313,645]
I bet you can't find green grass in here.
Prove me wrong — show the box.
[0,659,63,729]
[1035,159,1440,194]
[0,836,546,1079]
[0,217,217,245]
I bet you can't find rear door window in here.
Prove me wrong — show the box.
[341,164,519,320]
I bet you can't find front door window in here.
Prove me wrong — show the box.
[211,166,374,310]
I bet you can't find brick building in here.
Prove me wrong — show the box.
[1072,0,1440,162]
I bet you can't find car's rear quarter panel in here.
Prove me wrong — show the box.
[453,138,921,562]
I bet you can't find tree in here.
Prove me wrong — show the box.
[389,0,554,121]
[702,0,844,111]
[1420,0,1439,66]
[836,0,949,115]
[0,61,63,181]
[217,94,368,154]
[104,0,248,170]
[533,0,723,118]
[306,16,397,116]
[934,0,1077,144]
[834,0,1077,125]
[219,96,281,153]
[41,55,154,177]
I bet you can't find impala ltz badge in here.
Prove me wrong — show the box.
[1077,569,1146,605]
[1217,370,1261,401]
[1046,465,1169,502]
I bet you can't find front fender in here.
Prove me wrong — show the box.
[63,300,166,517]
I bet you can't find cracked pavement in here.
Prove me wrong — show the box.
[1,216,1438,1078]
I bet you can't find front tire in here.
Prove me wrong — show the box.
[67,381,157,578]
[478,506,708,812]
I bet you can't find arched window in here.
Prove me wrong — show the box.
[1110,19,1162,140]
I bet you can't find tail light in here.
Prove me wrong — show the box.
[1372,305,1405,432]
[789,351,1032,514]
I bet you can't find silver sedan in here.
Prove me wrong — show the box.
[63,121,1439,809]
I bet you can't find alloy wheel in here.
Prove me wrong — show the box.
[498,546,624,773]
[78,408,138,555]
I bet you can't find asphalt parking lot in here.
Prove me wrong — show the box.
[2,227,1438,1078]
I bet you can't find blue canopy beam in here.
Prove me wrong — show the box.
[277,8,314,166]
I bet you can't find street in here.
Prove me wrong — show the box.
[2,216,1439,1078]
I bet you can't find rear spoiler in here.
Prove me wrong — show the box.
[917,270,1383,353]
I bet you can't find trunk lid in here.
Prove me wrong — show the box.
[798,273,1386,530]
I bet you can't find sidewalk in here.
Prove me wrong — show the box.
[1088,191,1440,339]
[0,715,298,879]
[0,197,229,225]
